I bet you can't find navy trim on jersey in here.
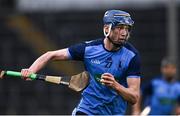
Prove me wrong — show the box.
[68,39,103,61]
[124,42,141,78]
[68,42,86,61]
[126,54,141,77]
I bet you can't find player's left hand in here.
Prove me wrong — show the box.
[100,73,119,89]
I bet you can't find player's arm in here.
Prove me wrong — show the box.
[131,81,153,114]
[101,73,140,104]
[101,55,141,104]
[131,92,142,114]
[21,42,86,77]
[116,77,140,105]
[21,48,70,77]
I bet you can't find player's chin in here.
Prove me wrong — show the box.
[113,42,124,47]
[119,40,126,43]
[116,40,126,45]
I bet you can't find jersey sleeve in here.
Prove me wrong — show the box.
[126,54,141,78]
[68,42,86,61]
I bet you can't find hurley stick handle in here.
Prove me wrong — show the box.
[45,76,62,84]
[2,70,65,85]
[5,71,37,80]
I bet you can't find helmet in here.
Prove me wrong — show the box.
[103,10,134,28]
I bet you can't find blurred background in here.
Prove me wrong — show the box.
[0,0,179,114]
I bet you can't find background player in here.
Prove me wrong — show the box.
[21,10,141,115]
[132,57,180,115]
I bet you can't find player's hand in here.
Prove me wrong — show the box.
[100,73,119,89]
[21,68,33,81]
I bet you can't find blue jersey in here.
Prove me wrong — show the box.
[142,76,180,115]
[68,38,141,115]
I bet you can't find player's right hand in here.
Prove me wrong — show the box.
[21,69,33,81]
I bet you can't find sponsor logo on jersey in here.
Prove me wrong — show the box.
[91,59,101,64]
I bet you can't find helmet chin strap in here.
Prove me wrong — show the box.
[103,24,112,37]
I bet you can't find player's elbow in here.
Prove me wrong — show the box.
[46,51,53,57]
[44,51,55,60]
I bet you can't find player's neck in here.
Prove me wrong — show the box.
[104,38,121,51]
